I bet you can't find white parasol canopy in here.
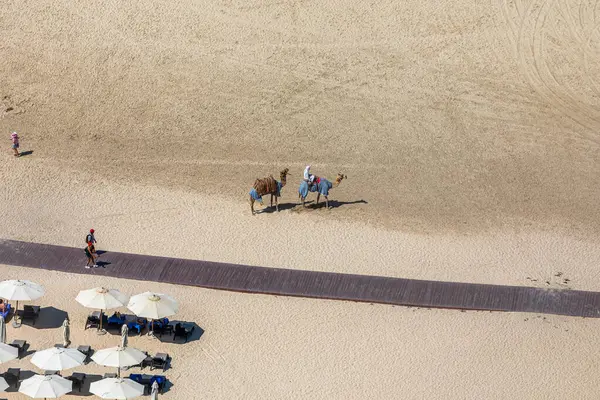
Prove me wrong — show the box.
[76,287,128,333]
[127,292,178,320]
[76,287,128,310]
[90,377,144,399]
[91,346,146,376]
[19,374,72,398]
[0,342,18,363]
[0,377,8,392]
[31,347,85,371]
[0,280,45,327]
[0,280,45,301]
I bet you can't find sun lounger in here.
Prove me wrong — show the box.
[103,373,117,379]
[21,305,40,325]
[126,317,147,335]
[84,311,101,330]
[173,323,195,343]
[107,313,126,330]
[67,372,86,392]
[9,340,26,357]
[4,368,19,388]
[129,374,167,394]
[151,353,169,371]
[44,370,58,376]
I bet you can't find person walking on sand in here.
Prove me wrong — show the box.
[84,241,98,269]
[10,132,19,157]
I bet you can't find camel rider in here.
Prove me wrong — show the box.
[304,165,316,187]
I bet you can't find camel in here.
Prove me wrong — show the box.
[249,168,290,215]
[298,173,346,209]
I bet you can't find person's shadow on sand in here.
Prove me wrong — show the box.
[18,150,33,157]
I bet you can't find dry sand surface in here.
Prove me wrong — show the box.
[1,0,600,398]
[0,0,599,234]
[0,265,599,400]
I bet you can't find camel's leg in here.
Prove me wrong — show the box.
[275,196,279,212]
[250,197,255,215]
[270,194,273,208]
[325,196,329,209]
[316,193,320,207]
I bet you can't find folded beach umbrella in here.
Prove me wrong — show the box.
[91,346,146,377]
[0,280,45,326]
[19,374,72,399]
[90,377,144,399]
[127,292,178,319]
[76,287,128,332]
[31,347,85,371]
[0,342,18,363]
[0,315,6,344]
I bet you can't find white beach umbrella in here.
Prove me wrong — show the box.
[0,280,45,326]
[0,377,8,392]
[91,346,146,377]
[127,292,178,320]
[90,377,144,399]
[0,316,6,344]
[76,287,128,332]
[0,342,18,363]
[19,374,72,399]
[31,347,85,371]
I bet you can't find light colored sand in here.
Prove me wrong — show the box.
[0,0,599,234]
[0,264,599,400]
[1,0,600,398]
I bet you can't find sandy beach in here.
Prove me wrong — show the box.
[1,0,600,398]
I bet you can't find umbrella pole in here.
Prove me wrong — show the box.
[12,300,19,328]
[97,309,106,335]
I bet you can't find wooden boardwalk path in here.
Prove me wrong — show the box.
[0,239,598,318]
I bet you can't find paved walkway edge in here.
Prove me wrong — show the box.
[1,239,598,317]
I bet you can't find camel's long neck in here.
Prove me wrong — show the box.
[333,178,342,187]
[280,174,287,187]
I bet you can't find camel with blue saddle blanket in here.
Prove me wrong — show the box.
[299,173,346,209]
[249,168,290,215]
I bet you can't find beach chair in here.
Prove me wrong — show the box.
[151,375,167,393]
[67,372,86,392]
[139,352,152,369]
[103,373,117,379]
[9,340,27,358]
[127,318,147,335]
[84,311,101,330]
[21,305,40,325]
[4,368,19,388]
[151,353,169,371]
[107,313,126,330]
[173,323,195,343]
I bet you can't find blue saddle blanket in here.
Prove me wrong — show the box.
[299,179,332,198]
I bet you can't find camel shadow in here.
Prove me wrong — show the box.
[257,203,299,214]
[309,199,368,210]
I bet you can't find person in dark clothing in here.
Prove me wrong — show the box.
[84,241,97,269]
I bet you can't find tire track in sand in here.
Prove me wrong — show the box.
[499,0,600,140]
